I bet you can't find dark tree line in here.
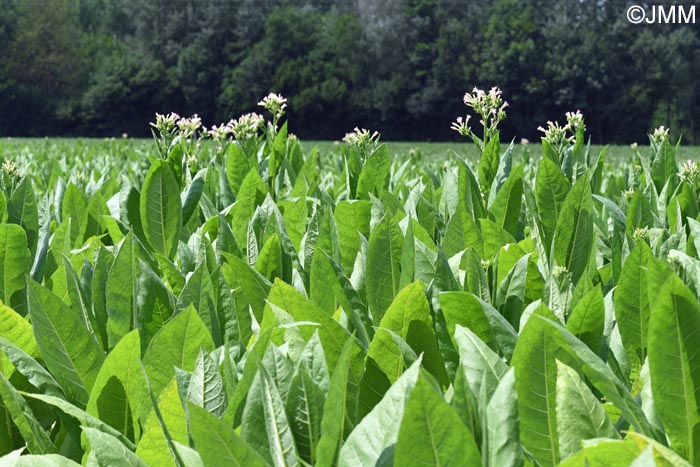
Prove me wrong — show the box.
[1,0,699,143]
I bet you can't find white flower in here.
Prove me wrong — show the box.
[651,125,670,145]
[2,159,18,177]
[538,120,574,148]
[679,159,699,184]
[668,250,681,264]
[258,93,288,119]
[73,170,86,184]
[520,138,530,145]
[450,115,471,136]
[463,86,508,124]
[229,112,264,141]
[150,112,180,134]
[633,226,649,242]
[207,124,232,141]
[630,142,638,150]
[565,110,585,134]
[552,265,570,281]
[177,114,202,138]
[343,127,379,147]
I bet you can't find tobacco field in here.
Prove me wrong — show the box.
[0,90,699,467]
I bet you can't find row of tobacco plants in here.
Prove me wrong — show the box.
[0,90,698,466]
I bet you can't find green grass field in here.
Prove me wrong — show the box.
[2,137,699,166]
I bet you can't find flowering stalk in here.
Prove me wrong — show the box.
[343,127,380,163]
[258,93,287,139]
[150,112,180,159]
[452,87,508,151]
[1,159,21,194]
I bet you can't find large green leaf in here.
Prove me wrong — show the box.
[367,281,432,382]
[484,368,522,467]
[285,360,324,464]
[356,145,390,199]
[394,375,481,466]
[366,213,403,322]
[566,285,604,355]
[555,360,618,461]
[27,280,105,408]
[440,291,514,356]
[0,225,30,314]
[135,378,188,467]
[82,427,148,467]
[140,306,215,423]
[0,302,37,357]
[535,157,570,251]
[334,200,371,272]
[647,274,700,464]
[490,165,523,237]
[61,183,88,247]
[140,160,182,259]
[241,364,299,467]
[551,173,593,284]
[614,242,653,370]
[188,403,267,467]
[86,329,144,442]
[511,309,562,467]
[106,233,140,349]
[7,177,39,259]
[187,348,226,417]
[315,339,363,467]
[453,325,508,401]
[337,358,421,467]
[0,371,55,454]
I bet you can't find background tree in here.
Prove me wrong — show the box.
[0,0,698,143]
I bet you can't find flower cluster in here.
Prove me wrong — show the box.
[537,110,585,155]
[552,265,570,282]
[565,110,585,134]
[343,127,379,147]
[633,226,650,242]
[229,113,265,141]
[150,112,180,135]
[453,87,508,137]
[463,87,508,125]
[258,93,287,120]
[450,116,471,137]
[679,159,699,185]
[343,127,380,159]
[207,124,232,141]
[651,125,670,146]
[538,120,574,148]
[2,159,19,178]
[177,114,202,138]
